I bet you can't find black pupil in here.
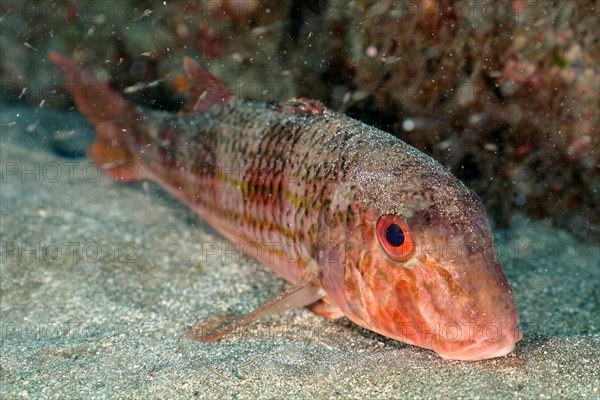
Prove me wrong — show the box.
[385,223,405,247]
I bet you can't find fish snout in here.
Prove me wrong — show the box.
[434,323,522,361]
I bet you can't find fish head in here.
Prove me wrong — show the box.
[316,144,521,361]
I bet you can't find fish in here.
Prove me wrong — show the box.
[49,51,522,361]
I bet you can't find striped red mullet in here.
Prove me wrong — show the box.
[50,51,521,360]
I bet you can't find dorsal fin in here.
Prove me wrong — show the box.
[180,56,234,115]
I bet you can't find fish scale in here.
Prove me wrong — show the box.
[126,102,354,285]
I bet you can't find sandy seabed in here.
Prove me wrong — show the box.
[1,105,598,399]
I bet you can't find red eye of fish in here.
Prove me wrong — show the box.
[376,215,416,261]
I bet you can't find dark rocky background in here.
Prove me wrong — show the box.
[1,0,598,238]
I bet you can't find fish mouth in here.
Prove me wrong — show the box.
[436,327,523,361]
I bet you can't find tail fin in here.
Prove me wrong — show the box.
[49,51,146,182]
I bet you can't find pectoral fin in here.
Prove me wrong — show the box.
[306,296,345,319]
[191,275,323,343]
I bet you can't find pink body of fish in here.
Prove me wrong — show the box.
[50,51,521,361]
